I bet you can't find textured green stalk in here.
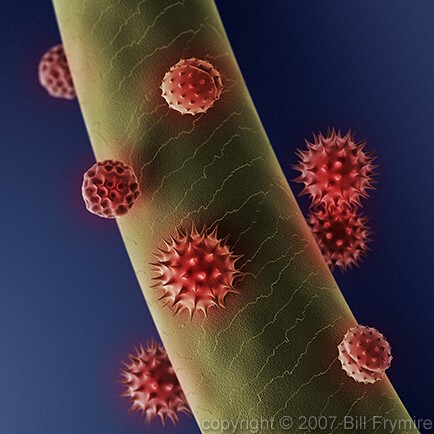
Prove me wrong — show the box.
[53,1,417,432]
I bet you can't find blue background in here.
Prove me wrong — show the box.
[1,1,433,432]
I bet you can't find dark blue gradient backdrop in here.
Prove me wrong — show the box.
[1,1,433,433]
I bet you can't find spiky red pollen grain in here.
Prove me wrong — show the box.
[151,226,241,317]
[338,325,392,384]
[160,58,223,115]
[38,44,76,100]
[308,205,370,271]
[120,341,191,424]
[294,130,376,207]
[82,159,140,218]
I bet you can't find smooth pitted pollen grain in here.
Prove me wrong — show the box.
[38,44,76,100]
[81,159,140,218]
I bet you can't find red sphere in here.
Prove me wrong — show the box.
[151,226,241,317]
[38,44,76,100]
[120,341,191,424]
[160,58,223,115]
[338,325,392,384]
[308,205,370,271]
[294,130,376,208]
[81,160,140,218]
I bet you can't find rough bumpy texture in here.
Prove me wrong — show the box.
[53,0,418,432]
[161,58,223,115]
[120,341,191,424]
[338,341,384,384]
[151,226,241,317]
[82,159,140,218]
[38,44,76,100]
[338,325,392,384]
[294,130,376,208]
[308,205,370,271]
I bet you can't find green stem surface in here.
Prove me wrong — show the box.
[53,1,417,432]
